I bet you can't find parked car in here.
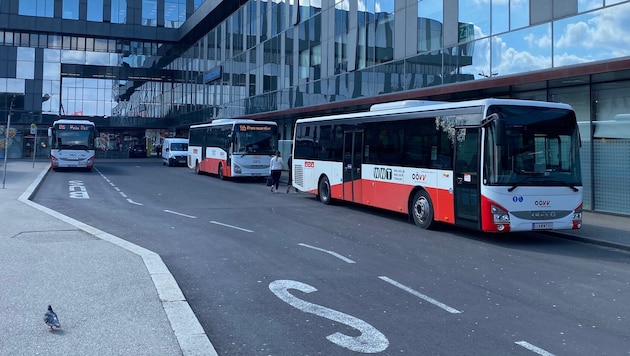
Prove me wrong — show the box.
[129,144,147,158]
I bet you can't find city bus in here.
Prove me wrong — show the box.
[48,119,97,171]
[188,119,278,179]
[292,99,583,233]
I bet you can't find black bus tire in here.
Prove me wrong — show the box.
[218,163,225,180]
[411,190,434,229]
[319,176,332,205]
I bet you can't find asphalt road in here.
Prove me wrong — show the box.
[34,159,630,355]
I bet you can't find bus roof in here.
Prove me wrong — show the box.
[190,119,277,129]
[296,98,574,124]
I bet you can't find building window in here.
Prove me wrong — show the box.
[87,0,104,22]
[165,0,186,28]
[62,0,79,20]
[19,0,54,17]
[112,0,127,24]
[142,0,157,26]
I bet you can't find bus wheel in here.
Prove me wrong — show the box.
[218,163,225,180]
[411,190,434,229]
[195,162,201,175]
[318,176,332,205]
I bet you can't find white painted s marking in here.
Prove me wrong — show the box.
[269,279,389,353]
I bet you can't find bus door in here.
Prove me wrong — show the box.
[454,128,481,229]
[343,130,364,203]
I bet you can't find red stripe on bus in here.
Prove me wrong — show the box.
[325,179,455,224]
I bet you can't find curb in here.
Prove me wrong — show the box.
[18,166,218,356]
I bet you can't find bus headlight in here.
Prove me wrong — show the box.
[233,164,242,174]
[491,205,510,223]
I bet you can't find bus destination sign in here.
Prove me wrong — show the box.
[239,125,272,132]
[58,124,91,131]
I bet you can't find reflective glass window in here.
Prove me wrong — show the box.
[553,4,630,67]
[272,0,285,36]
[459,1,490,40]
[444,38,489,83]
[492,1,508,34]
[62,0,79,20]
[510,0,528,30]
[492,24,551,77]
[19,0,53,17]
[87,0,104,22]
[418,0,443,52]
[165,0,186,28]
[142,0,157,26]
[16,47,35,79]
[579,0,603,12]
[112,0,127,24]
[374,3,394,63]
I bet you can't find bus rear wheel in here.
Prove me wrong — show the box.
[195,162,201,175]
[318,176,332,205]
[411,190,434,229]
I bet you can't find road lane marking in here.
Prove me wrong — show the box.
[269,280,389,353]
[515,341,555,356]
[127,199,143,206]
[298,243,356,263]
[164,209,196,218]
[210,220,253,232]
[378,276,462,314]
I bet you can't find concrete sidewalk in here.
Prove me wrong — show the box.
[0,160,216,356]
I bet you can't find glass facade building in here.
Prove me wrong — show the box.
[1,0,630,215]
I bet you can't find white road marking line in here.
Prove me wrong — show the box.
[515,341,555,356]
[378,276,462,314]
[164,209,196,218]
[114,187,121,191]
[127,199,143,206]
[298,243,356,263]
[119,192,128,198]
[210,220,253,233]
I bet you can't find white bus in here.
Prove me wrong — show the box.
[188,119,278,179]
[48,119,97,171]
[292,99,583,233]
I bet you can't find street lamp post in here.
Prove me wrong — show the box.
[2,96,15,189]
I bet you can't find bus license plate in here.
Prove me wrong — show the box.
[533,222,553,230]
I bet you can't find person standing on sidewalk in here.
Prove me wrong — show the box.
[269,150,283,192]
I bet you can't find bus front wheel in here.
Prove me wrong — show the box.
[411,190,434,229]
[195,162,201,175]
[218,163,225,180]
[318,176,332,205]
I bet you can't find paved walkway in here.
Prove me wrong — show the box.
[1,160,628,355]
[0,160,216,356]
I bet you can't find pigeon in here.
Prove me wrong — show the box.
[44,305,61,329]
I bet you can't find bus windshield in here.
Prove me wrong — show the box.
[484,105,582,187]
[234,124,277,155]
[52,124,95,150]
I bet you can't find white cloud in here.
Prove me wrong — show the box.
[555,4,630,57]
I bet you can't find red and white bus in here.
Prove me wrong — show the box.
[292,99,583,233]
[188,119,278,179]
[48,119,97,171]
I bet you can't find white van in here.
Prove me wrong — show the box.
[162,138,189,166]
